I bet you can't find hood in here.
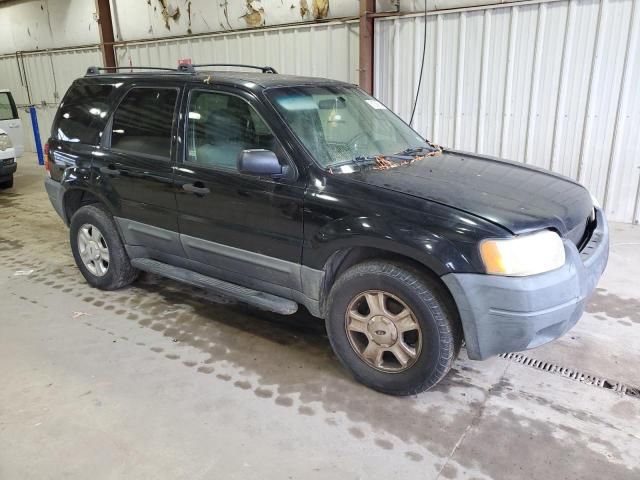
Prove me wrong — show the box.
[349,149,594,241]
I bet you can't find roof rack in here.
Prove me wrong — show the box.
[85,63,278,77]
[189,63,278,74]
[85,66,189,76]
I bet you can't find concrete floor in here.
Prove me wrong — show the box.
[1,154,639,480]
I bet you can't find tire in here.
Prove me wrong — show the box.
[0,176,13,189]
[325,261,462,396]
[70,204,139,290]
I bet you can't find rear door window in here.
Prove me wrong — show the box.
[110,88,178,160]
[55,83,114,144]
[0,92,19,121]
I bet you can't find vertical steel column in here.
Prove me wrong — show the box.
[96,0,116,69]
[359,0,375,94]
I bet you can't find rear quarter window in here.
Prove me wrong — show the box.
[54,82,115,145]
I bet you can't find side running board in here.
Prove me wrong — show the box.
[131,258,298,315]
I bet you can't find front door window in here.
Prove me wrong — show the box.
[186,91,280,170]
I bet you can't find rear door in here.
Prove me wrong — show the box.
[0,91,24,157]
[93,83,183,258]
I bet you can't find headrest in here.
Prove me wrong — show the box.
[226,96,251,117]
[205,109,245,144]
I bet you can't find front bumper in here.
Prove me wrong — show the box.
[442,208,609,360]
[0,158,17,178]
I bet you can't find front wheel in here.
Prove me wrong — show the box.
[325,261,462,395]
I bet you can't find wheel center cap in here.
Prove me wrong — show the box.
[368,316,398,347]
[88,240,100,260]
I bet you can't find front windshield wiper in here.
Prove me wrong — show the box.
[399,146,429,156]
[326,143,443,173]
[398,144,442,156]
[326,155,378,171]
[327,154,407,173]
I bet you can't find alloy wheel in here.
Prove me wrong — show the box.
[344,290,422,373]
[77,223,110,277]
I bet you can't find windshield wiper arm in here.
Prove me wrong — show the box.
[399,142,444,157]
[400,147,425,155]
[398,146,433,156]
[326,155,378,170]
[327,144,442,172]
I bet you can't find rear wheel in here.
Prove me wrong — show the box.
[325,261,461,395]
[70,204,138,290]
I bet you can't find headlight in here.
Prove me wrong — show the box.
[479,230,565,276]
[0,134,12,151]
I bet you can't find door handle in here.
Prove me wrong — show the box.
[182,183,210,195]
[100,165,121,176]
[9,124,19,128]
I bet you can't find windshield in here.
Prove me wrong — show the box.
[266,86,428,169]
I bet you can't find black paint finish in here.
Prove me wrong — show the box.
[45,71,594,299]
[348,149,594,237]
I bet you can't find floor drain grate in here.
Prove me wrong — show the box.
[499,352,640,399]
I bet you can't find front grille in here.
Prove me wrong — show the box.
[579,209,598,250]
[1,158,14,166]
[565,209,597,251]
[566,218,588,247]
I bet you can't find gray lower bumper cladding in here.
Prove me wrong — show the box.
[443,208,609,360]
[44,177,66,222]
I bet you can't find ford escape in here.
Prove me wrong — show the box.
[44,65,608,395]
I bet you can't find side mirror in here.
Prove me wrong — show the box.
[237,149,283,177]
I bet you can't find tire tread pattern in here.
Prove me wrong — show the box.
[70,204,138,290]
[326,260,462,395]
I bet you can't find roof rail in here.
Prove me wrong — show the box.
[84,63,277,76]
[190,63,278,74]
[85,65,192,76]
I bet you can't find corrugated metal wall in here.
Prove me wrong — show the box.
[3,1,639,224]
[0,20,358,155]
[375,0,640,224]
[0,47,103,152]
[115,20,359,83]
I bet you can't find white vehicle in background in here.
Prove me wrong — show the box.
[0,89,23,189]
[0,89,24,158]
[0,128,17,188]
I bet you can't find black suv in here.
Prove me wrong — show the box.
[45,65,608,395]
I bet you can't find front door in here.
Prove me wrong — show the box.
[173,87,305,292]
[93,84,183,257]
